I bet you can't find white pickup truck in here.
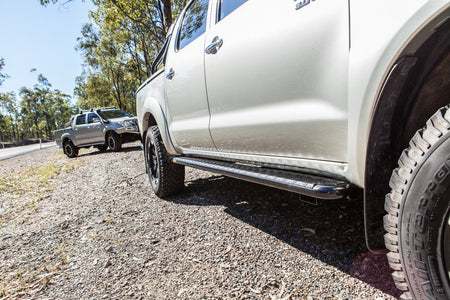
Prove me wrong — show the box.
[136,1,450,298]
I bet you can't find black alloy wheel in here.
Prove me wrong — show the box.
[107,132,121,152]
[63,140,78,158]
[148,136,160,187]
[144,126,185,198]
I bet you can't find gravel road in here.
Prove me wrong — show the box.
[0,142,400,299]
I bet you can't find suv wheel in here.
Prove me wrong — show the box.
[107,132,122,152]
[145,126,185,198]
[63,140,78,158]
[384,106,450,300]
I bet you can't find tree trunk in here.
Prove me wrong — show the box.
[160,0,173,33]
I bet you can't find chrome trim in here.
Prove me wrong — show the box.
[205,37,223,54]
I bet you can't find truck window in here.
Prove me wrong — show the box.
[76,114,86,125]
[99,109,132,119]
[217,0,247,22]
[87,113,100,124]
[177,0,209,50]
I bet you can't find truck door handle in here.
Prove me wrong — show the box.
[166,68,175,80]
[205,37,223,55]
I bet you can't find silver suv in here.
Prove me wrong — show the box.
[55,107,140,158]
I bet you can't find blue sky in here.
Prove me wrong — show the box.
[0,0,94,101]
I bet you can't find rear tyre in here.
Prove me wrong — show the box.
[107,132,122,152]
[145,126,185,198]
[384,106,450,300]
[63,140,78,158]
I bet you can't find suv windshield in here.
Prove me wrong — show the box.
[99,109,132,119]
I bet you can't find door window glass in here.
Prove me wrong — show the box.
[87,113,100,124]
[178,0,209,50]
[218,0,247,22]
[76,114,86,125]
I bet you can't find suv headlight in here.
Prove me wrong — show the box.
[123,120,135,127]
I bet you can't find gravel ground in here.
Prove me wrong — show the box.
[0,142,400,299]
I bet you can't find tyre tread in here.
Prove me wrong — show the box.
[147,126,185,198]
[384,105,450,299]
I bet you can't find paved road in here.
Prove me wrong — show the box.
[0,142,57,161]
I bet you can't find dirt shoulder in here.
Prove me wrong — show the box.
[0,143,399,299]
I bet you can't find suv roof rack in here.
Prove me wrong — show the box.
[79,106,117,114]
[98,106,116,111]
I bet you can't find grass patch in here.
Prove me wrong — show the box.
[0,158,83,227]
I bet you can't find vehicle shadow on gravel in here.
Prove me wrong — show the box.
[169,174,400,298]
[77,145,142,157]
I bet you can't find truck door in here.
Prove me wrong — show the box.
[73,114,89,146]
[85,113,104,144]
[164,0,216,152]
[204,0,349,162]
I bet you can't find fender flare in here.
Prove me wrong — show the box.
[61,132,75,146]
[140,98,179,156]
[363,7,450,250]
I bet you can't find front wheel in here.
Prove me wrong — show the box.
[107,132,122,152]
[145,126,185,198]
[384,106,450,300]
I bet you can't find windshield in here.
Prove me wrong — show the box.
[99,109,132,119]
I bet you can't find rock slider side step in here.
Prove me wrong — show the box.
[173,157,352,200]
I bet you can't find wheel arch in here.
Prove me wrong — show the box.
[104,129,117,142]
[364,13,450,250]
[140,98,179,156]
[62,136,72,145]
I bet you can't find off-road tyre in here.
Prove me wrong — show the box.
[63,140,78,158]
[384,105,450,300]
[107,132,122,152]
[96,144,108,152]
[145,126,185,198]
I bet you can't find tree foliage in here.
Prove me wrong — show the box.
[0,58,8,87]
[1,82,73,141]
[18,74,74,139]
[0,92,18,141]
[45,0,187,114]
[1,0,189,143]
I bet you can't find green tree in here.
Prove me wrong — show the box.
[0,58,8,87]
[41,0,187,114]
[0,92,19,139]
[19,74,74,138]
[75,22,139,112]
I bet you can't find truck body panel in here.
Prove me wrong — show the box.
[136,0,449,187]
